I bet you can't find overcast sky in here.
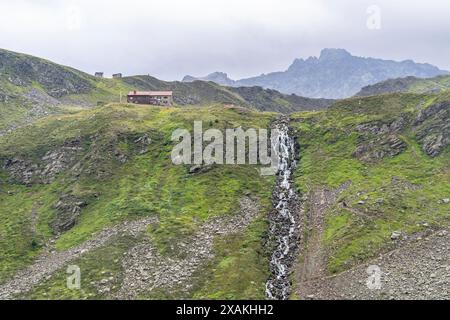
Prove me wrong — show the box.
[0,0,449,80]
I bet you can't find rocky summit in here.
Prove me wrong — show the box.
[183,49,449,99]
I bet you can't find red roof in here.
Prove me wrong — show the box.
[127,91,173,96]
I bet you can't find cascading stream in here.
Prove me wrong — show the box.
[265,116,300,300]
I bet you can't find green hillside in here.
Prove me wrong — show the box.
[0,104,276,299]
[0,48,332,134]
[291,91,449,288]
[1,47,449,300]
[356,75,450,97]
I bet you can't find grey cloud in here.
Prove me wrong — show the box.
[0,0,448,80]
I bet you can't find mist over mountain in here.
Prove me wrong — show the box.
[182,72,236,87]
[183,49,450,99]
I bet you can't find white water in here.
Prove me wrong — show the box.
[265,118,298,300]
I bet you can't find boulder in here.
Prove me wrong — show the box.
[391,231,402,240]
[50,194,87,233]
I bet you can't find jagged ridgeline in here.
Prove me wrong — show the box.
[183,49,450,99]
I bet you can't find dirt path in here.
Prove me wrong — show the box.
[115,196,260,299]
[0,217,157,299]
[296,181,351,286]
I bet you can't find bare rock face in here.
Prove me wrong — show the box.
[3,138,83,184]
[40,139,84,183]
[420,133,446,157]
[353,101,449,161]
[50,194,87,233]
[2,158,39,184]
[2,132,153,185]
[355,117,406,135]
[413,102,449,157]
[353,118,407,162]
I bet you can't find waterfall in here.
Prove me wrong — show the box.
[265,116,300,300]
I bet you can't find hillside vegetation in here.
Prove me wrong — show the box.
[1,47,449,300]
[291,91,449,291]
[0,48,332,134]
[356,75,450,97]
[0,104,277,299]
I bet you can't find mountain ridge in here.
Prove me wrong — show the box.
[182,48,450,99]
[0,47,334,133]
[356,74,450,96]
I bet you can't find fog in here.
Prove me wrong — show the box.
[0,0,449,80]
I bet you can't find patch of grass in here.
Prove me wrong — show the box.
[0,182,57,284]
[192,216,270,300]
[22,236,138,299]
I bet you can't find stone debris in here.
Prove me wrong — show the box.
[115,196,260,300]
[0,217,158,299]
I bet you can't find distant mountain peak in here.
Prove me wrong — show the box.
[182,49,449,99]
[319,48,352,60]
[182,71,235,86]
[209,71,229,77]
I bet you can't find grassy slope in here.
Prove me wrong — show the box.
[0,104,276,299]
[408,75,450,93]
[291,92,449,274]
[356,75,450,97]
[0,47,333,133]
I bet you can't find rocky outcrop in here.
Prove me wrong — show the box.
[353,118,407,162]
[353,135,407,162]
[355,117,406,135]
[133,134,152,154]
[188,164,214,175]
[2,158,39,185]
[352,101,449,161]
[50,194,87,233]
[40,139,84,182]
[2,132,154,184]
[3,138,83,184]
[413,102,449,157]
